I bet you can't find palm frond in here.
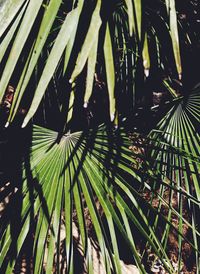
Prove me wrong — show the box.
[0,0,182,128]
[1,123,185,273]
[146,87,200,272]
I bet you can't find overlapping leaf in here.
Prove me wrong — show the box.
[0,0,183,128]
[0,1,197,273]
[0,124,182,273]
[147,88,200,272]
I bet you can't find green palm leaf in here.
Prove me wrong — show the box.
[0,0,27,38]
[0,1,198,273]
[1,123,183,273]
[0,0,182,127]
[0,0,44,103]
[165,0,182,78]
[147,88,200,272]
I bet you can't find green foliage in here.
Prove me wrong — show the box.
[0,0,182,127]
[0,0,199,273]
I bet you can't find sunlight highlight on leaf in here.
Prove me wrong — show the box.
[7,0,63,124]
[22,7,81,128]
[0,0,44,103]
[84,38,98,105]
[104,23,116,121]
[69,0,102,83]
[165,0,182,79]
[142,33,150,77]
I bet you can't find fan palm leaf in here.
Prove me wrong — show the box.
[1,123,185,273]
[146,87,200,272]
[0,0,198,273]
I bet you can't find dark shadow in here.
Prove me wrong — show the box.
[0,121,52,272]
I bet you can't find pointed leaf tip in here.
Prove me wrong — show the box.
[21,121,27,128]
[5,122,9,128]
[144,69,149,78]
[111,113,115,122]
[83,102,88,108]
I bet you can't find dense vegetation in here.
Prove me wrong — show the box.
[0,0,200,273]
